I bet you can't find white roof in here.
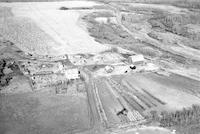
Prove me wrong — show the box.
[65,68,79,79]
[95,17,108,23]
[65,68,78,74]
[129,54,144,62]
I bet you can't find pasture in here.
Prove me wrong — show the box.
[0,91,91,134]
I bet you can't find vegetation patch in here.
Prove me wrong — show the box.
[83,12,139,45]
[0,59,22,88]
[149,105,200,134]
[148,13,200,41]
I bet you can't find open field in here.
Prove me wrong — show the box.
[0,17,60,55]
[99,72,200,134]
[91,71,199,131]
[0,91,91,134]
[99,75,166,116]
[0,75,32,94]
[95,78,123,125]
[122,72,200,111]
[0,1,109,56]
[94,77,146,128]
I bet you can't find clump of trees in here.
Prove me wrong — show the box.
[135,0,200,9]
[0,59,11,87]
[149,105,200,134]
[0,59,21,88]
[148,13,200,41]
[59,7,69,10]
[160,105,200,127]
[173,0,200,9]
[150,105,200,127]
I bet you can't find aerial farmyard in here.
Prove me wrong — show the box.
[0,0,200,134]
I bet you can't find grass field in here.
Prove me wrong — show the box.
[0,91,91,134]
[0,17,60,56]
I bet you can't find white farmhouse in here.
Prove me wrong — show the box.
[95,17,108,23]
[64,68,80,80]
[128,54,145,64]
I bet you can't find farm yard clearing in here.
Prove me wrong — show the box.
[0,0,200,134]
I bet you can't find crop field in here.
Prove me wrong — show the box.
[122,80,166,112]
[107,77,166,114]
[143,72,200,98]
[95,78,123,125]
[0,1,109,56]
[0,17,60,56]
[94,71,200,127]
[120,72,200,111]
[95,77,146,128]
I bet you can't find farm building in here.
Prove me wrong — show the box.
[104,65,114,73]
[95,17,117,24]
[128,54,145,65]
[30,68,80,90]
[95,17,108,23]
[64,68,80,80]
[31,73,67,90]
[19,60,64,75]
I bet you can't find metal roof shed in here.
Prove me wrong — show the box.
[64,68,80,80]
[128,54,145,64]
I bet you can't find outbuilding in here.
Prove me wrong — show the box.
[104,65,114,73]
[128,54,145,64]
[64,68,80,80]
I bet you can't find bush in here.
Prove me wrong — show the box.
[0,59,21,88]
[59,7,69,10]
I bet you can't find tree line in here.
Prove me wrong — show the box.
[149,104,200,127]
